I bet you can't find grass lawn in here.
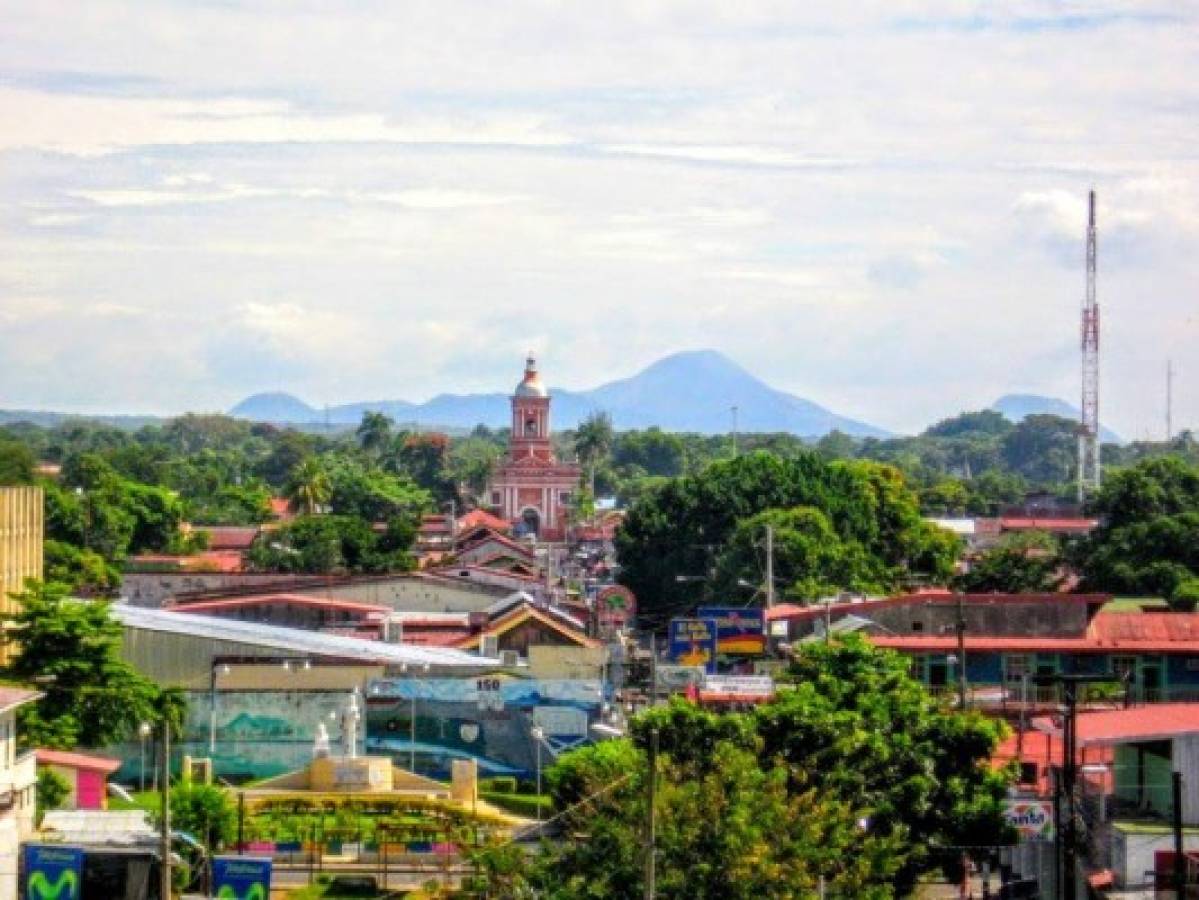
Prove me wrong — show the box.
[107,789,162,813]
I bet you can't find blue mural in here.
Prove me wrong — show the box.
[365,676,605,779]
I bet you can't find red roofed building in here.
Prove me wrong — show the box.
[35,750,122,810]
[166,593,393,638]
[485,355,581,541]
[456,509,511,534]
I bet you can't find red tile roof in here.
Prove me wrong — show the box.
[268,497,293,519]
[457,531,536,559]
[198,526,260,550]
[1033,703,1199,746]
[869,610,1199,655]
[1090,612,1199,643]
[36,749,122,774]
[766,591,1106,622]
[168,593,392,617]
[456,509,511,533]
[999,517,1099,532]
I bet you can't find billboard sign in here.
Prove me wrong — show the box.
[23,845,83,900]
[697,607,766,655]
[1004,800,1054,841]
[668,618,718,673]
[213,856,273,900]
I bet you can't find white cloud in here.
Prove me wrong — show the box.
[0,1,1197,434]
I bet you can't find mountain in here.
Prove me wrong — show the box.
[228,349,890,437]
[991,394,1122,443]
[229,392,322,424]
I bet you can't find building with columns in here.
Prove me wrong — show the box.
[0,486,42,664]
[487,356,581,541]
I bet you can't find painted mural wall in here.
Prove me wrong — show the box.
[111,678,605,783]
[365,675,605,779]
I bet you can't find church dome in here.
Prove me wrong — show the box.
[515,354,548,398]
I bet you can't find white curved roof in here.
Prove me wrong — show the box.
[112,603,498,668]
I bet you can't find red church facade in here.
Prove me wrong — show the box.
[487,355,581,541]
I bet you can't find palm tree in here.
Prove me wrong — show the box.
[574,411,614,495]
[285,457,332,515]
[356,411,394,455]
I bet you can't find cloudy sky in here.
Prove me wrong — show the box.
[1,1,1196,437]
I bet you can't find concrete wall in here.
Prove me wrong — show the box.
[0,486,42,663]
[866,598,1093,638]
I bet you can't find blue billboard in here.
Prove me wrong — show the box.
[213,856,272,900]
[23,845,83,900]
[697,606,766,655]
[668,618,718,673]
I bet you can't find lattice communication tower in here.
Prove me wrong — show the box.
[1078,190,1101,501]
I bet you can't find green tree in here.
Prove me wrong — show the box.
[36,768,70,822]
[0,439,35,485]
[711,506,883,603]
[170,782,236,851]
[574,411,615,493]
[758,636,1014,894]
[323,456,430,523]
[956,531,1062,593]
[924,410,1013,439]
[285,457,332,515]
[43,539,121,596]
[1076,457,1199,596]
[542,705,901,900]
[4,581,167,750]
[356,411,394,455]
[617,451,956,627]
[1000,414,1078,485]
[246,515,415,574]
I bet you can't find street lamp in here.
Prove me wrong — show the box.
[208,662,231,755]
[138,722,152,793]
[530,726,545,823]
[399,662,431,772]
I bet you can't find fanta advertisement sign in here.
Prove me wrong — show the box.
[1004,800,1054,841]
[23,845,83,900]
[697,607,766,655]
[668,618,718,673]
[213,856,272,900]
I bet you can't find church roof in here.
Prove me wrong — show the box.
[515,354,548,398]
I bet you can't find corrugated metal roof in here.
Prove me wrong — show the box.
[1033,704,1199,746]
[112,604,497,668]
[1090,612,1199,643]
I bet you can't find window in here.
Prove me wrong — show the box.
[911,621,924,633]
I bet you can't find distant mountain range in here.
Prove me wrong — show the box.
[990,394,1122,443]
[230,350,891,437]
[0,350,1124,442]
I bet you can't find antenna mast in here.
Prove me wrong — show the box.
[1166,359,1174,442]
[1078,190,1101,502]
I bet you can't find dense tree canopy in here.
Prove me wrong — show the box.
[616,451,959,626]
[245,514,417,574]
[474,638,1012,899]
[1075,457,1199,599]
[956,530,1063,594]
[4,581,170,750]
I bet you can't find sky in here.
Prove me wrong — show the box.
[1,1,1197,438]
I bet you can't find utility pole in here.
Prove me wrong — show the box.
[160,720,172,900]
[644,728,658,900]
[956,594,968,710]
[1034,673,1117,900]
[1167,360,1175,442]
[1173,771,1184,896]
[764,524,775,609]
